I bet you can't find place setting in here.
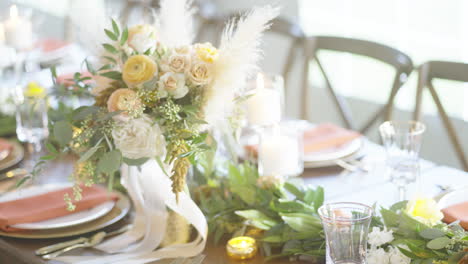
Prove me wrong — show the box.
[0,0,467,264]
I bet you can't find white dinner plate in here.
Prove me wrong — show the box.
[438,186,468,209]
[304,137,364,163]
[0,183,116,230]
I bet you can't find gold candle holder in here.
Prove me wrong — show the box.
[226,236,258,260]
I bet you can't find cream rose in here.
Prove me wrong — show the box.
[161,54,190,73]
[112,115,166,159]
[174,45,191,54]
[187,61,212,86]
[158,72,189,99]
[127,24,157,54]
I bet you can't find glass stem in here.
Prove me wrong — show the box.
[398,186,406,201]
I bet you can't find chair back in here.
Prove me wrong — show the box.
[413,61,468,171]
[302,36,413,134]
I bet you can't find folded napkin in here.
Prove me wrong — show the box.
[0,138,13,154]
[442,201,468,230]
[303,123,361,153]
[0,185,118,232]
[56,71,94,86]
[244,123,361,157]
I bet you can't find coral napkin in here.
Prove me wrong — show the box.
[36,39,70,53]
[303,123,361,153]
[442,201,468,230]
[0,139,13,154]
[0,185,118,232]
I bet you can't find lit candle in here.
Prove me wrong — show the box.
[259,126,302,178]
[226,236,258,260]
[4,5,33,51]
[245,73,281,126]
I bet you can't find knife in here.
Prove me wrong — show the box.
[35,224,131,256]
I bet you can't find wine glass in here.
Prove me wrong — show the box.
[379,120,426,201]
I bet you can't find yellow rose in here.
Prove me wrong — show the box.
[122,55,157,86]
[194,43,219,63]
[107,88,142,115]
[405,197,444,226]
[24,82,45,98]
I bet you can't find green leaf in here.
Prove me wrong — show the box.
[419,228,446,240]
[120,27,128,45]
[381,208,400,228]
[100,71,122,80]
[98,64,114,71]
[111,19,120,36]
[235,210,278,230]
[426,236,451,250]
[280,213,322,233]
[104,29,118,41]
[97,150,122,174]
[390,200,408,212]
[102,43,118,54]
[15,176,32,188]
[40,155,56,160]
[284,182,304,200]
[123,157,149,166]
[72,106,100,121]
[78,138,103,163]
[228,164,257,205]
[45,142,59,155]
[103,56,117,64]
[53,121,73,146]
[50,66,57,82]
[85,59,96,75]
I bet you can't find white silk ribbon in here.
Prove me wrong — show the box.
[55,159,208,264]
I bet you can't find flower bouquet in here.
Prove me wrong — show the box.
[42,1,279,263]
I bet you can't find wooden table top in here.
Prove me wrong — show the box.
[1,140,466,264]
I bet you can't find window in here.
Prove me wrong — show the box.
[299,0,468,120]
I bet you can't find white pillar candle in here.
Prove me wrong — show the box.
[259,129,301,177]
[4,5,33,51]
[246,73,281,126]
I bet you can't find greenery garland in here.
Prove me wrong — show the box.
[191,161,468,263]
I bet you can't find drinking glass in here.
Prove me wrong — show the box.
[318,202,373,264]
[379,121,425,201]
[258,124,304,179]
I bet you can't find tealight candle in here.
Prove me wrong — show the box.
[245,73,282,126]
[226,236,258,260]
[4,5,33,51]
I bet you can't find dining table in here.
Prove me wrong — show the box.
[0,139,466,264]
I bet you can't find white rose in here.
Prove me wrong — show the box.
[174,45,191,54]
[127,24,157,54]
[367,247,389,264]
[91,75,113,96]
[158,72,189,99]
[161,54,190,73]
[187,61,212,86]
[112,115,166,159]
[368,227,394,247]
[388,246,411,264]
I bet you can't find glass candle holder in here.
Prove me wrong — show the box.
[258,124,304,179]
[226,236,258,260]
[245,72,284,127]
[318,202,373,264]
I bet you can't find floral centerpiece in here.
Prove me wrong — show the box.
[40,0,279,263]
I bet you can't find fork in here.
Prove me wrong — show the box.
[334,159,370,173]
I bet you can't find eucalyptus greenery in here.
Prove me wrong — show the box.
[192,160,468,263]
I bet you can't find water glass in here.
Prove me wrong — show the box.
[15,87,49,152]
[258,124,303,179]
[379,121,425,201]
[318,202,373,264]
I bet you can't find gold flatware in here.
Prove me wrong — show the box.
[42,231,106,259]
[0,168,29,181]
[35,224,131,256]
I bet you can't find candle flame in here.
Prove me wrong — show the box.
[256,73,264,90]
[10,5,18,19]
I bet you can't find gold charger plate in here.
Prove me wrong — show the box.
[0,192,131,239]
[0,141,24,171]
